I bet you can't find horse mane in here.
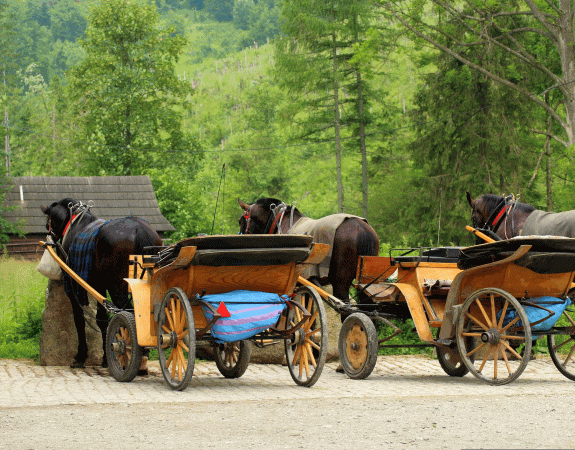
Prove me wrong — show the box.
[479,194,535,213]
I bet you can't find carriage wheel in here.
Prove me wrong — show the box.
[106,311,143,383]
[435,328,469,377]
[456,288,531,385]
[547,305,575,381]
[436,346,469,377]
[157,287,196,391]
[284,285,328,387]
[214,340,252,378]
[338,313,378,380]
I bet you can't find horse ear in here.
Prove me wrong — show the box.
[40,205,48,214]
[238,198,249,211]
[466,191,474,207]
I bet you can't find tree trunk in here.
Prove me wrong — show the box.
[332,34,343,213]
[356,69,369,219]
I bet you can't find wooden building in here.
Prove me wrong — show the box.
[2,175,175,259]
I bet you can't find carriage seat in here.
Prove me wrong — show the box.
[392,247,462,264]
[457,236,575,273]
[153,234,315,267]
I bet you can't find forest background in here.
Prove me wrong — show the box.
[2,0,575,249]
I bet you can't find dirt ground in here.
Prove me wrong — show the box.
[1,356,574,449]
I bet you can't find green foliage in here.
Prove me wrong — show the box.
[0,257,46,360]
[67,0,198,176]
[377,319,433,356]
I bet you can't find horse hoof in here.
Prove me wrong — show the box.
[101,358,108,368]
[138,357,148,376]
[70,359,85,369]
[335,364,344,373]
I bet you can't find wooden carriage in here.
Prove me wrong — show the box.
[341,236,575,385]
[44,234,330,390]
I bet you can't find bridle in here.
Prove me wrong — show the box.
[241,202,295,234]
[46,201,92,243]
[473,194,517,238]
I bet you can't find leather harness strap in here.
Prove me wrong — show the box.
[491,204,512,229]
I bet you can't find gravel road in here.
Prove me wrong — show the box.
[1,356,574,450]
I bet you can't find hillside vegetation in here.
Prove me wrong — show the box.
[2,0,574,249]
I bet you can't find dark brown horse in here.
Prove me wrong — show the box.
[41,198,162,368]
[238,198,380,303]
[467,192,575,240]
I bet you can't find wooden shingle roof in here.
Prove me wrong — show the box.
[4,176,175,234]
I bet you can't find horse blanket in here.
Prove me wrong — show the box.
[288,213,366,279]
[521,210,575,238]
[65,219,107,306]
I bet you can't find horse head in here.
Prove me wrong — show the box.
[41,198,77,241]
[467,192,534,240]
[237,197,289,234]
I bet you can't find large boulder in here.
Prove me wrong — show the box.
[39,279,103,366]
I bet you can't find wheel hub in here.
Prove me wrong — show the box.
[111,339,127,355]
[481,328,500,345]
[292,328,306,346]
[159,331,179,348]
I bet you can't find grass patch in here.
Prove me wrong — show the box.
[0,256,47,360]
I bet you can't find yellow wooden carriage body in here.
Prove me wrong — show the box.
[126,235,330,347]
[356,242,575,345]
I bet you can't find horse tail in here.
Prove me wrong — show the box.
[356,221,379,257]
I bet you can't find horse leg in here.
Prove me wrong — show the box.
[69,297,88,368]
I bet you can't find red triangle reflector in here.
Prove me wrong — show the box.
[217,301,231,318]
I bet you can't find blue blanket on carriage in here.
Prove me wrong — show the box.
[201,290,288,343]
[64,219,107,306]
[498,296,571,333]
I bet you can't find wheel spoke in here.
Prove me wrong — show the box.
[477,345,491,372]
[466,341,486,358]
[475,298,493,328]
[165,306,175,331]
[501,347,512,374]
[500,315,522,333]
[501,340,522,360]
[490,293,497,328]
[176,298,181,332]
[465,311,489,331]
[493,346,498,380]
[562,345,575,365]
[553,336,575,351]
[306,311,319,331]
[291,343,301,366]
[500,334,525,341]
[165,349,174,369]
[497,300,509,328]
[462,331,482,337]
[305,342,317,367]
